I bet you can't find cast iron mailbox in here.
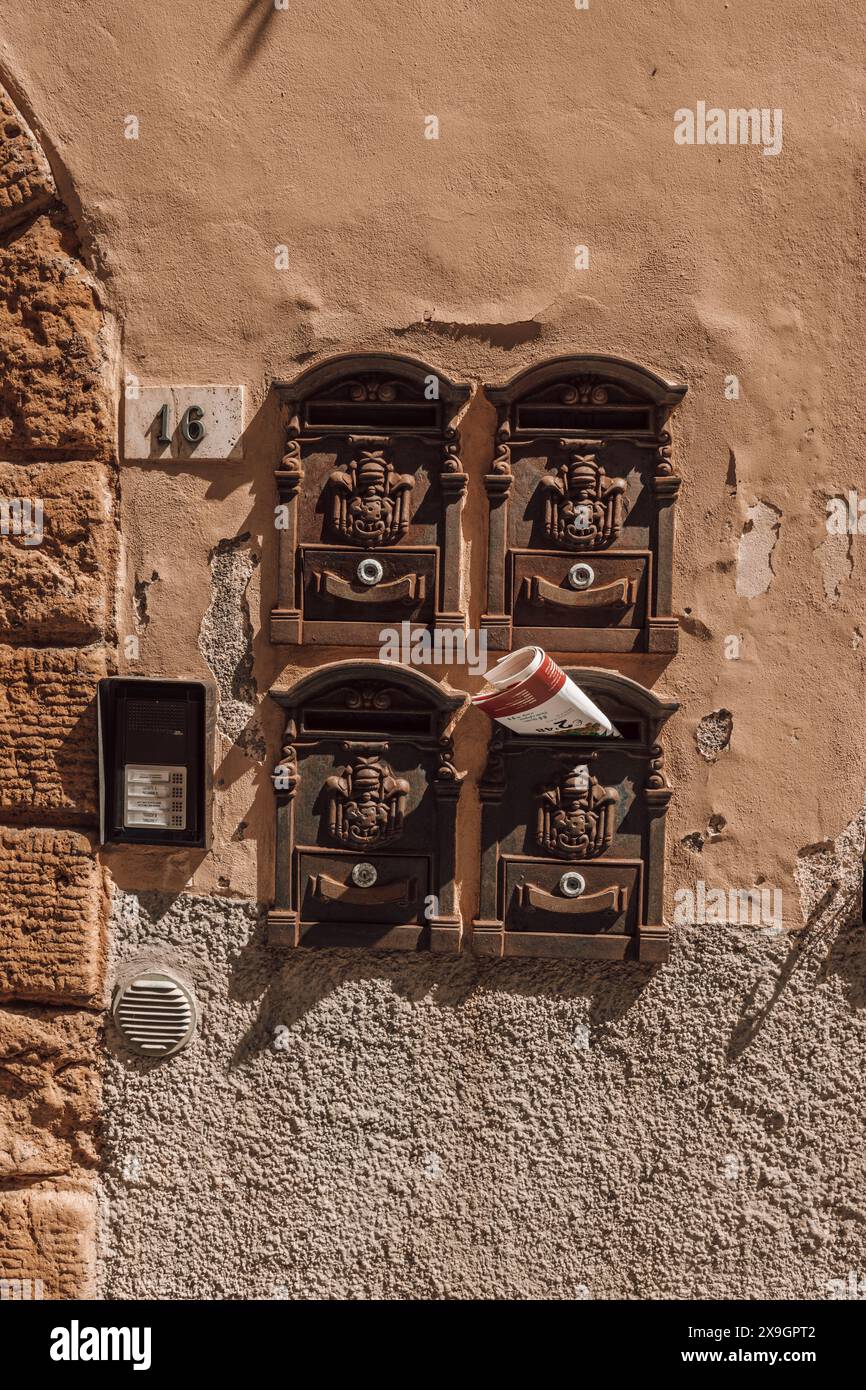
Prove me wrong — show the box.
[472,669,678,962]
[271,354,470,646]
[268,661,466,952]
[481,355,687,655]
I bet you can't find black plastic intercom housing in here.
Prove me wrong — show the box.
[98,678,214,848]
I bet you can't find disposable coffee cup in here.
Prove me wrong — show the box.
[473,645,617,737]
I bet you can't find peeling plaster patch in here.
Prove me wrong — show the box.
[817,532,853,603]
[198,535,265,759]
[681,831,706,853]
[412,319,542,348]
[696,709,733,762]
[133,570,158,631]
[735,501,781,598]
[795,809,865,929]
[681,813,727,852]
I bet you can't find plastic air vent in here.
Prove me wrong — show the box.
[112,970,197,1058]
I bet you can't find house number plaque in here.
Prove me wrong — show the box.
[123,385,244,460]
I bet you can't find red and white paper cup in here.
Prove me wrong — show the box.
[473,646,616,736]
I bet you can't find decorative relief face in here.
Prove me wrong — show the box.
[535,761,619,858]
[327,447,415,548]
[539,449,628,550]
[323,755,411,847]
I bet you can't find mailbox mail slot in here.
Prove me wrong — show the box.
[473,668,678,962]
[481,355,686,656]
[271,354,470,647]
[300,545,438,628]
[268,660,466,952]
[97,678,214,848]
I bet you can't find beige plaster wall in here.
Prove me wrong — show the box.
[2,0,864,1297]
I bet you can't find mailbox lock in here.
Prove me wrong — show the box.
[559,870,586,898]
[568,562,595,591]
[357,558,384,587]
[351,862,378,888]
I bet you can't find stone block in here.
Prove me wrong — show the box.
[0,462,116,644]
[0,645,104,824]
[0,92,55,233]
[0,213,113,460]
[0,1005,100,1180]
[0,1189,95,1299]
[0,828,104,1004]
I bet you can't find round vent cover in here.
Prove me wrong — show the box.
[112,969,197,1058]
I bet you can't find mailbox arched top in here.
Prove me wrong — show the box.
[564,666,679,739]
[270,659,465,720]
[486,355,687,413]
[276,352,471,409]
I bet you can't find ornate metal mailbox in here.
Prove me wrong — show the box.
[271,354,470,646]
[481,355,687,655]
[472,669,678,962]
[268,661,466,951]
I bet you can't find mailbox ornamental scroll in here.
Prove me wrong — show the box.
[268,661,466,952]
[481,355,687,656]
[473,669,679,962]
[271,354,470,647]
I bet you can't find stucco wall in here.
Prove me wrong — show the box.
[100,892,866,1300]
[0,0,864,1298]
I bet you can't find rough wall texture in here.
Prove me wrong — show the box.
[0,0,863,1300]
[0,79,115,1300]
[100,891,866,1300]
[0,829,105,1004]
[0,645,106,824]
[0,1005,101,1180]
[0,212,114,460]
[0,461,116,644]
[0,1189,96,1299]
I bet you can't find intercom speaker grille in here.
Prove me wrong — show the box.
[127,699,187,734]
[113,971,197,1058]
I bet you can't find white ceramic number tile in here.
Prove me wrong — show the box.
[124,385,244,460]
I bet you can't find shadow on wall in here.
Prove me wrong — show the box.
[727,883,866,1060]
[219,0,282,71]
[224,916,658,1070]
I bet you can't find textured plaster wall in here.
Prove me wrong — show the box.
[100,891,866,1300]
[1,0,864,1297]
